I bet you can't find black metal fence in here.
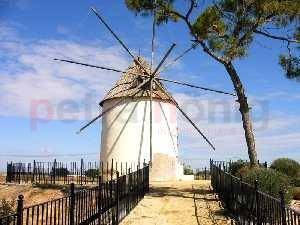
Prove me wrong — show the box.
[6,159,142,185]
[194,167,210,180]
[1,164,150,225]
[210,159,300,225]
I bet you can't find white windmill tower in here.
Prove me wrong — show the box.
[54,7,235,181]
[99,57,181,181]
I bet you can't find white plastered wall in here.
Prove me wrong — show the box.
[100,98,181,180]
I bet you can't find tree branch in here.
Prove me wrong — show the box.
[186,0,196,19]
[170,11,227,64]
[157,1,228,64]
[254,30,300,43]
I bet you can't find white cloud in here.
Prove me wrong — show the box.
[0,23,130,120]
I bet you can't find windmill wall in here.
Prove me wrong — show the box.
[100,98,182,181]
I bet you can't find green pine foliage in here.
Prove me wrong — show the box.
[279,55,300,80]
[270,158,300,178]
[125,0,178,24]
[125,0,300,79]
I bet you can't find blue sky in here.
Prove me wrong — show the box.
[0,0,299,170]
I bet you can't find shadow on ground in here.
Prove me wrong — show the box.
[148,185,218,202]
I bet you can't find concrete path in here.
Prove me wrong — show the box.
[120,180,232,225]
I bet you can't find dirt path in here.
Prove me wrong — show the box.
[120,180,232,225]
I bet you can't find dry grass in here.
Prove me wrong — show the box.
[0,184,66,208]
[0,175,6,184]
[120,180,232,225]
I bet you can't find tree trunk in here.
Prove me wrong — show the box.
[224,62,258,167]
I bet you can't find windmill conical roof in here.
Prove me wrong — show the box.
[99,57,175,106]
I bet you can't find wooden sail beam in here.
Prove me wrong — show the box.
[149,76,153,164]
[157,77,236,96]
[90,7,151,77]
[54,58,124,73]
[151,0,157,72]
[151,43,176,77]
[54,58,234,96]
[158,42,198,73]
[153,79,216,151]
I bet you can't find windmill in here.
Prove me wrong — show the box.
[54,6,235,181]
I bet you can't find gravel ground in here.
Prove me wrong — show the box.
[120,180,232,225]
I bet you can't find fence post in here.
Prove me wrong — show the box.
[98,176,102,225]
[32,160,36,183]
[142,166,145,196]
[218,164,221,192]
[53,159,57,184]
[70,183,75,225]
[16,195,24,225]
[230,174,234,211]
[239,175,244,207]
[6,162,12,183]
[146,164,149,193]
[279,190,287,225]
[255,180,261,225]
[204,167,207,180]
[80,158,84,186]
[116,171,120,225]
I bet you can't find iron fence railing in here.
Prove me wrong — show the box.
[210,159,300,225]
[194,167,210,180]
[6,159,142,185]
[0,164,150,225]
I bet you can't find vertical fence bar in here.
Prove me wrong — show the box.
[255,180,261,225]
[6,162,12,183]
[98,175,102,225]
[16,195,24,225]
[32,160,36,183]
[80,158,84,186]
[280,191,287,225]
[70,183,75,225]
[230,174,234,211]
[53,159,57,184]
[116,171,119,225]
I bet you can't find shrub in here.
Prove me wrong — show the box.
[183,165,194,175]
[0,199,15,217]
[229,160,249,176]
[291,177,300,187]
[243,167,293,203]
[85,169,99,178]
[236,165,252,177]
[293,187,300,200]
[270,158,300,178]
[51,167,69,176]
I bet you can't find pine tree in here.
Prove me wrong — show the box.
[125,0,300,166]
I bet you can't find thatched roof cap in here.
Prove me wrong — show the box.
[99,57,175,106]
